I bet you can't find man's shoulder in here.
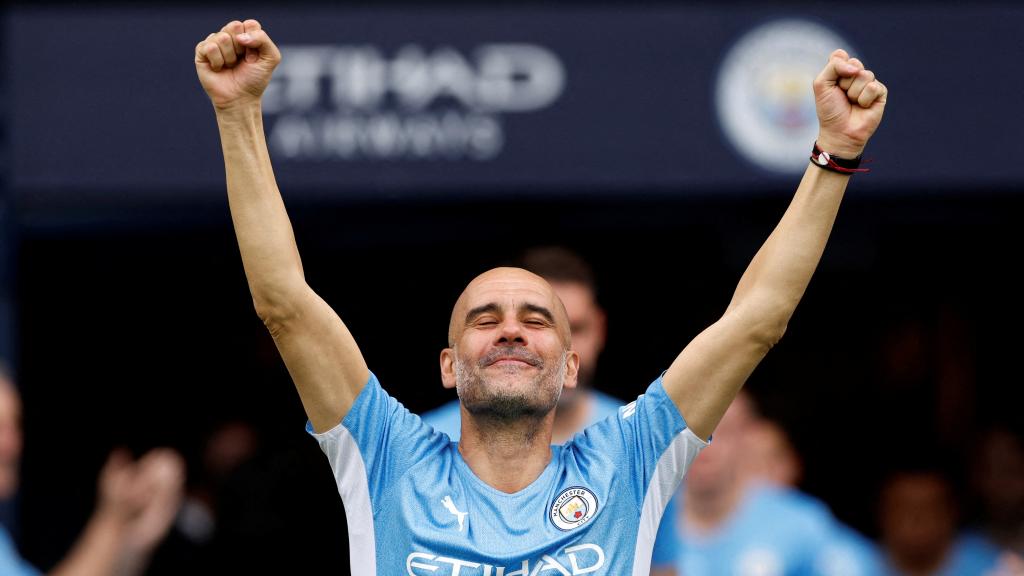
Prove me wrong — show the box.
[743,485,834,536]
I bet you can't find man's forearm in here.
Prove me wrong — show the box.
[216,104,306,316]
[724,165,849,339]
[47,511,125,576]
[663,51,885,439]
[664,164,850,438]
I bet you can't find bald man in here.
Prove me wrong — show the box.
[196,18,887,574]
[422,247,683,573]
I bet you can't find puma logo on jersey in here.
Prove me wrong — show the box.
[441,495,468,531]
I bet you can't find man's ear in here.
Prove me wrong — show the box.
[563,350,580,390]
[440,348,456,389]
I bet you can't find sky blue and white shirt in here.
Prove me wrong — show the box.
[308,371,707,575]
[421,388,683,569]
[882,531,1002,576]
[678,484,884,576]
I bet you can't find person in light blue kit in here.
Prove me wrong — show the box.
[195,18,889,575]
[879,468,1003,576]
[678,393,884,576]
[746,418,883,576]
[422,246,682,574]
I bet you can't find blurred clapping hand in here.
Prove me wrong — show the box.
[96,448,185,576]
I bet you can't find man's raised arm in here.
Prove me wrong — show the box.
[195,20,368,432]
[664,50,888,441]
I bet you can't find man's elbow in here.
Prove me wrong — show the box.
[729,301,791,350]
[754,319,788,350]
[253,298,289,336]
[742,312,789,352]
[251,283,308,335]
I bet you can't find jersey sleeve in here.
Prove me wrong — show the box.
[570,374,706,573]
[306,371,448,515]
[573,377,708,506]
[574,374,708,509]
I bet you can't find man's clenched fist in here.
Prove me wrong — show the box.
[195,19,281,110]
[813,49,888,159]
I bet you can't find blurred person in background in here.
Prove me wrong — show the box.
[149,419,261,573]
[879,466,1001,575]
[742,416,883,575]
[176,420,260,547]
[0,365,185,576]
[675,392,882,576]
[740,417,803,488]
[423,246,681,575]
[970,426,1024,556]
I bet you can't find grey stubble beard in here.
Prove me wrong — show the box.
[455,347,567,425]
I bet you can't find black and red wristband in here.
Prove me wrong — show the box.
[809,142,869,175]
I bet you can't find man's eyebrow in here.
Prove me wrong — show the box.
[465,303,501,324]
[521,303,555,323]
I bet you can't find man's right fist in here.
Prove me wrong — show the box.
[195,19,281,110]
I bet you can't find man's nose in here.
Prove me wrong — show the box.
[495,318,527,345]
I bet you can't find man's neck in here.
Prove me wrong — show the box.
[459,410,555,494]
[684,476,745,535]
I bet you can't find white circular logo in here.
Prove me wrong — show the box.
[715,19,856,174]
[549,486,599,531]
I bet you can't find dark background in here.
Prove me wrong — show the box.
[4,1,1023,573]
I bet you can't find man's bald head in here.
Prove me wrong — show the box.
[448,267,572,349]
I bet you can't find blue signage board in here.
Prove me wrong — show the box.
[8,4,1023,201]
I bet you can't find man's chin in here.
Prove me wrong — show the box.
[482,368,542,391]
[466,397,548,421]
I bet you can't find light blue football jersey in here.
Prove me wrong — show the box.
[815,521,885,576]
[0,526,39,576]
[308,372,707,575]
[881,532,1001,576]
[679,484,883,576]
[421,389,684,569]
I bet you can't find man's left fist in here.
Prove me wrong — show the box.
[813,49,888,159]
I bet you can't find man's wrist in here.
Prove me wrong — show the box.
[214,102,265,136]
[810,141,869,175]
[214,99,263,120]
[91,503,132,531]
[815,134,864,160]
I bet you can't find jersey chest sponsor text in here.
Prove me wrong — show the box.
[406,543,606,575]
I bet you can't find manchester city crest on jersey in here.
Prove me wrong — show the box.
[549,486,598,531]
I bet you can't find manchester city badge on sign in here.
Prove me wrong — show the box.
[715,19,856,174]
[550,486,599,531]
